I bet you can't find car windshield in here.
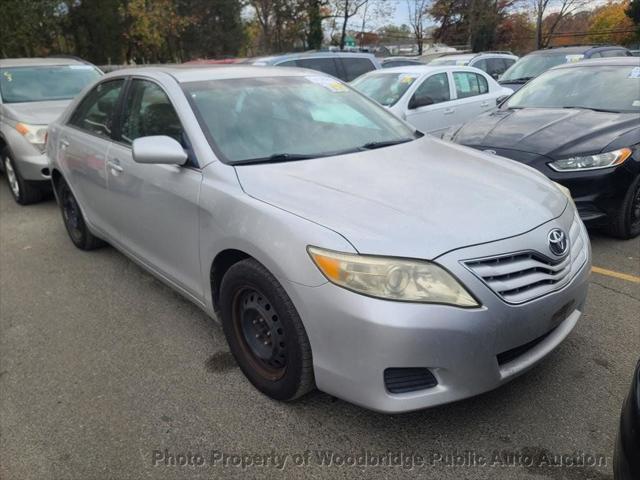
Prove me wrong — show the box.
[500,53,583,82]
[0,65,101,103]
[505,65,640,113]
[351,72,420,106]
[430,57,470,66]
[184,75,417,164]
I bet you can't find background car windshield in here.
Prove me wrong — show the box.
[351,72,418,106]
[506,65,640,113]
[500,53,577,81]
[185,76,416,163]
[0,65,101,103]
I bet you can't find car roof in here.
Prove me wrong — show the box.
[527,45,628,56]
[0,57,88,68]
[251,51,376,64]
[432,54,475,61]
[103,65,330,83]
[359,65,487,76]
[551,57,640,69]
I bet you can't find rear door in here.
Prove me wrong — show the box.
[340,57,377,81]
[59,78,125,237]
[450,71,494,125]
[403,72,456,136]
[295,57,341,79]
[105,77,203,299]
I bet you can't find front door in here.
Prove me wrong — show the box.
[106,78,203,299]
[404,72,456,136]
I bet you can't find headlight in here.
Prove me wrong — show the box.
[16,122,47,152]
[548,148,632,172]
[308,247,479,307]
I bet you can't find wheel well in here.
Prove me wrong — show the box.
[51,169,63,190]
[210,249,250,314]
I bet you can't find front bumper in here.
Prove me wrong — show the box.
[287,207,591,413]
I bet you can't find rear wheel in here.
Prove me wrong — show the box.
[56,177,105,250]
[607,175,640,239]
[219,258,315,401]
[2,149,43,205]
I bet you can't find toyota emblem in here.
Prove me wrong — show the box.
[548,229,569,256]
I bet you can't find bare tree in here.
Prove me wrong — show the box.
[533,0,587,48]
[407,0,431,55]
[334,0,370,49]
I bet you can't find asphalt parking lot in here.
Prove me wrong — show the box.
[0,179,638,480]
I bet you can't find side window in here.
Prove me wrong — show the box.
[453,72,487,98]
[486,58,507,77]
[601,49,627,58]
[504,58,516,69]
[473,59,488,73]
[296,58,340,78]
[276,60,297,67]
[120,79,183,145]
[410,73,450,107]
[589,52,602,58]
[69,79,124,139]
[342,58,376,81]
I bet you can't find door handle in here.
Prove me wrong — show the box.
[443,108,455,115]
[60,139,70,149]
[480,101,490,107]
[108,159,124,173]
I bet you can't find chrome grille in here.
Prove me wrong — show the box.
[464,214,587,304]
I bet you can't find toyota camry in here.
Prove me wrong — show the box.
[46,66,591,412]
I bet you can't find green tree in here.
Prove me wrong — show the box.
[66,0,127,64]
[178,0,245,59]
[307,0,325,49]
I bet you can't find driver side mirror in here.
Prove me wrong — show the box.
[408,95,434,109]
[496,95,510,106]
[132,136,188,166]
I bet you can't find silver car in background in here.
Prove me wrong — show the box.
[46,66,591,413]
[0,57,102,204]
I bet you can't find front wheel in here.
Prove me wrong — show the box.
[607,175,640,239]
[56,177,105,250]
[2,149,43,205]
[219,258,315,401]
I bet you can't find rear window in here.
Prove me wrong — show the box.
[341,58,376,81]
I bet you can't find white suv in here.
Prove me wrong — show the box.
[429,52,518,79]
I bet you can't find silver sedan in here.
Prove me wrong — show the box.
[46,66,591,413]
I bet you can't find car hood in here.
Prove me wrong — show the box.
[2,100,71,125]
[235,137,567,259]
[454,107,640,158]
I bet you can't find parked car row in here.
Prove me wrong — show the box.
[0,53,638,430]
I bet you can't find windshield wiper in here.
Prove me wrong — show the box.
[500,77,533,84]
[562,106,619,113]
[233,153,319,165]
[360,138,414,150]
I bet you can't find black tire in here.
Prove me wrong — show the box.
[55,177,105,250]
[219,258,315,401]
[607,175,640,240]
[2,148,44,205]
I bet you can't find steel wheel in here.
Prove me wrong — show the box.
[232,287,287,381]
[4,155,20,199]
